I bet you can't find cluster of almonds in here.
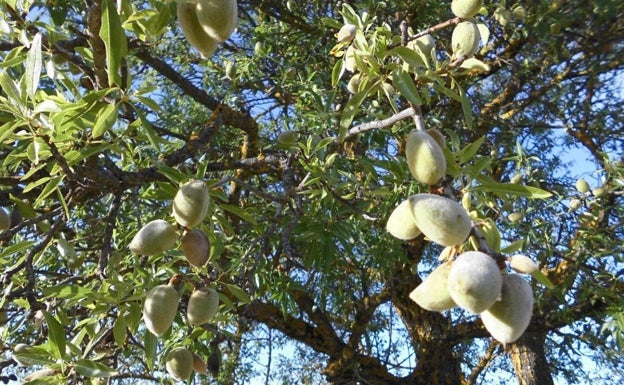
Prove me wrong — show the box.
[338,0,488,93]
[129,179,219,380]
[386,126,537,345]
[177,0,238,58]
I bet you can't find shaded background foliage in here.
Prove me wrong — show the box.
[0,0,623,384]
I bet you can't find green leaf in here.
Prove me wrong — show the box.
[41,284,99,301]
[456,136,486,165]
[113,314,127,347]
[42,311,66,360]
[501,239,525,254]
[472,178,553,199]
[34,176,64,208]
[392,69,422,106]
[92,102,118,138]
[25,32,42,100]
[100,0,127,86]
[225,283,251,304]
[220,204,258,225]
[531,269,555,289]
[385,46,426,68]
[0,70,22,103]
[338,81,371,140]
[12,346,55,367]
[144,329,157,371]
[457,82,474,129]
[74,359,119,377]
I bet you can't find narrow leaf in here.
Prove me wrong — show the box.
[531,269,555,289]
[25,32,42,99]
[0,70,22,102]
[386,46,426,68]
[392,69,422,106]
[113,313,127,347]
[456,136,486,165]
[473,178,553,199]
[100,0,127,86]
[42,311,66,360]
[92,102,118,138]
[74,359,119,377]
[225,283,251,304]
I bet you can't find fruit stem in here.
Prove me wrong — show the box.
[410,103,426,131]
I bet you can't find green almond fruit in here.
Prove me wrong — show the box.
[409,263,456,311]
[180,229,210,267]
[425,128,446,149]
[451,0,483,18]
[408,194,472,246]
[347,73,362,94]
[129,219,178,256]
[192,353,208,374]
[405,130,447,185]
[480,274,534,344]
[13,343,30,366]
[143,284,179,336]
[166,347,194,381]
[277,131,299,146]
[386,199,422,240]
[451,21,481,58]
[509,254,538,274]
[196,0,238,42]
[177,0,219,57]
[0,207,10,230]
[173,179,210,228]
[447,251,503,313]
[575,178,590,193]
[187,287,219,325]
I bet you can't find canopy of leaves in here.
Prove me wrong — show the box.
[0,0,623,384]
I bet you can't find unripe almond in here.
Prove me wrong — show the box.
[409,263,456,311]
[508,212,524,223]
[344,45,356,72]
[335,24,356,42]
[13,343,30,366]
[143,284,179,336]
[447,251,503,313]
[407,34,436,58]
[569,198,582,210]
[576,178,590,193]
[451,21,480,58]
[196,0,238,42]
[277,131,299,146]
[0,207,10,230]
[187,287,219,325]
[408,194,472,246]
[177,0,219,57]
[192,352,208,374]
[24,369,58,381]
[509,254,538,274]
[592,186,607,197]
[165,347,194,381]
[129,219,178,256]
[451,0,483,18]
[480,274,533,344]
[405,130,447,185]
[386,199,421,240]
[180,229,210,267]
[347,73,361,94]
[173,179,210,228]
[425,128,446,149]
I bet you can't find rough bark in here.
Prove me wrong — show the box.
[510,331,554,385]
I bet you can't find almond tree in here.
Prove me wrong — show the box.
[0,1,622,384]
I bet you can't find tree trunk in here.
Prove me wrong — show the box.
[510,331,554,385]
